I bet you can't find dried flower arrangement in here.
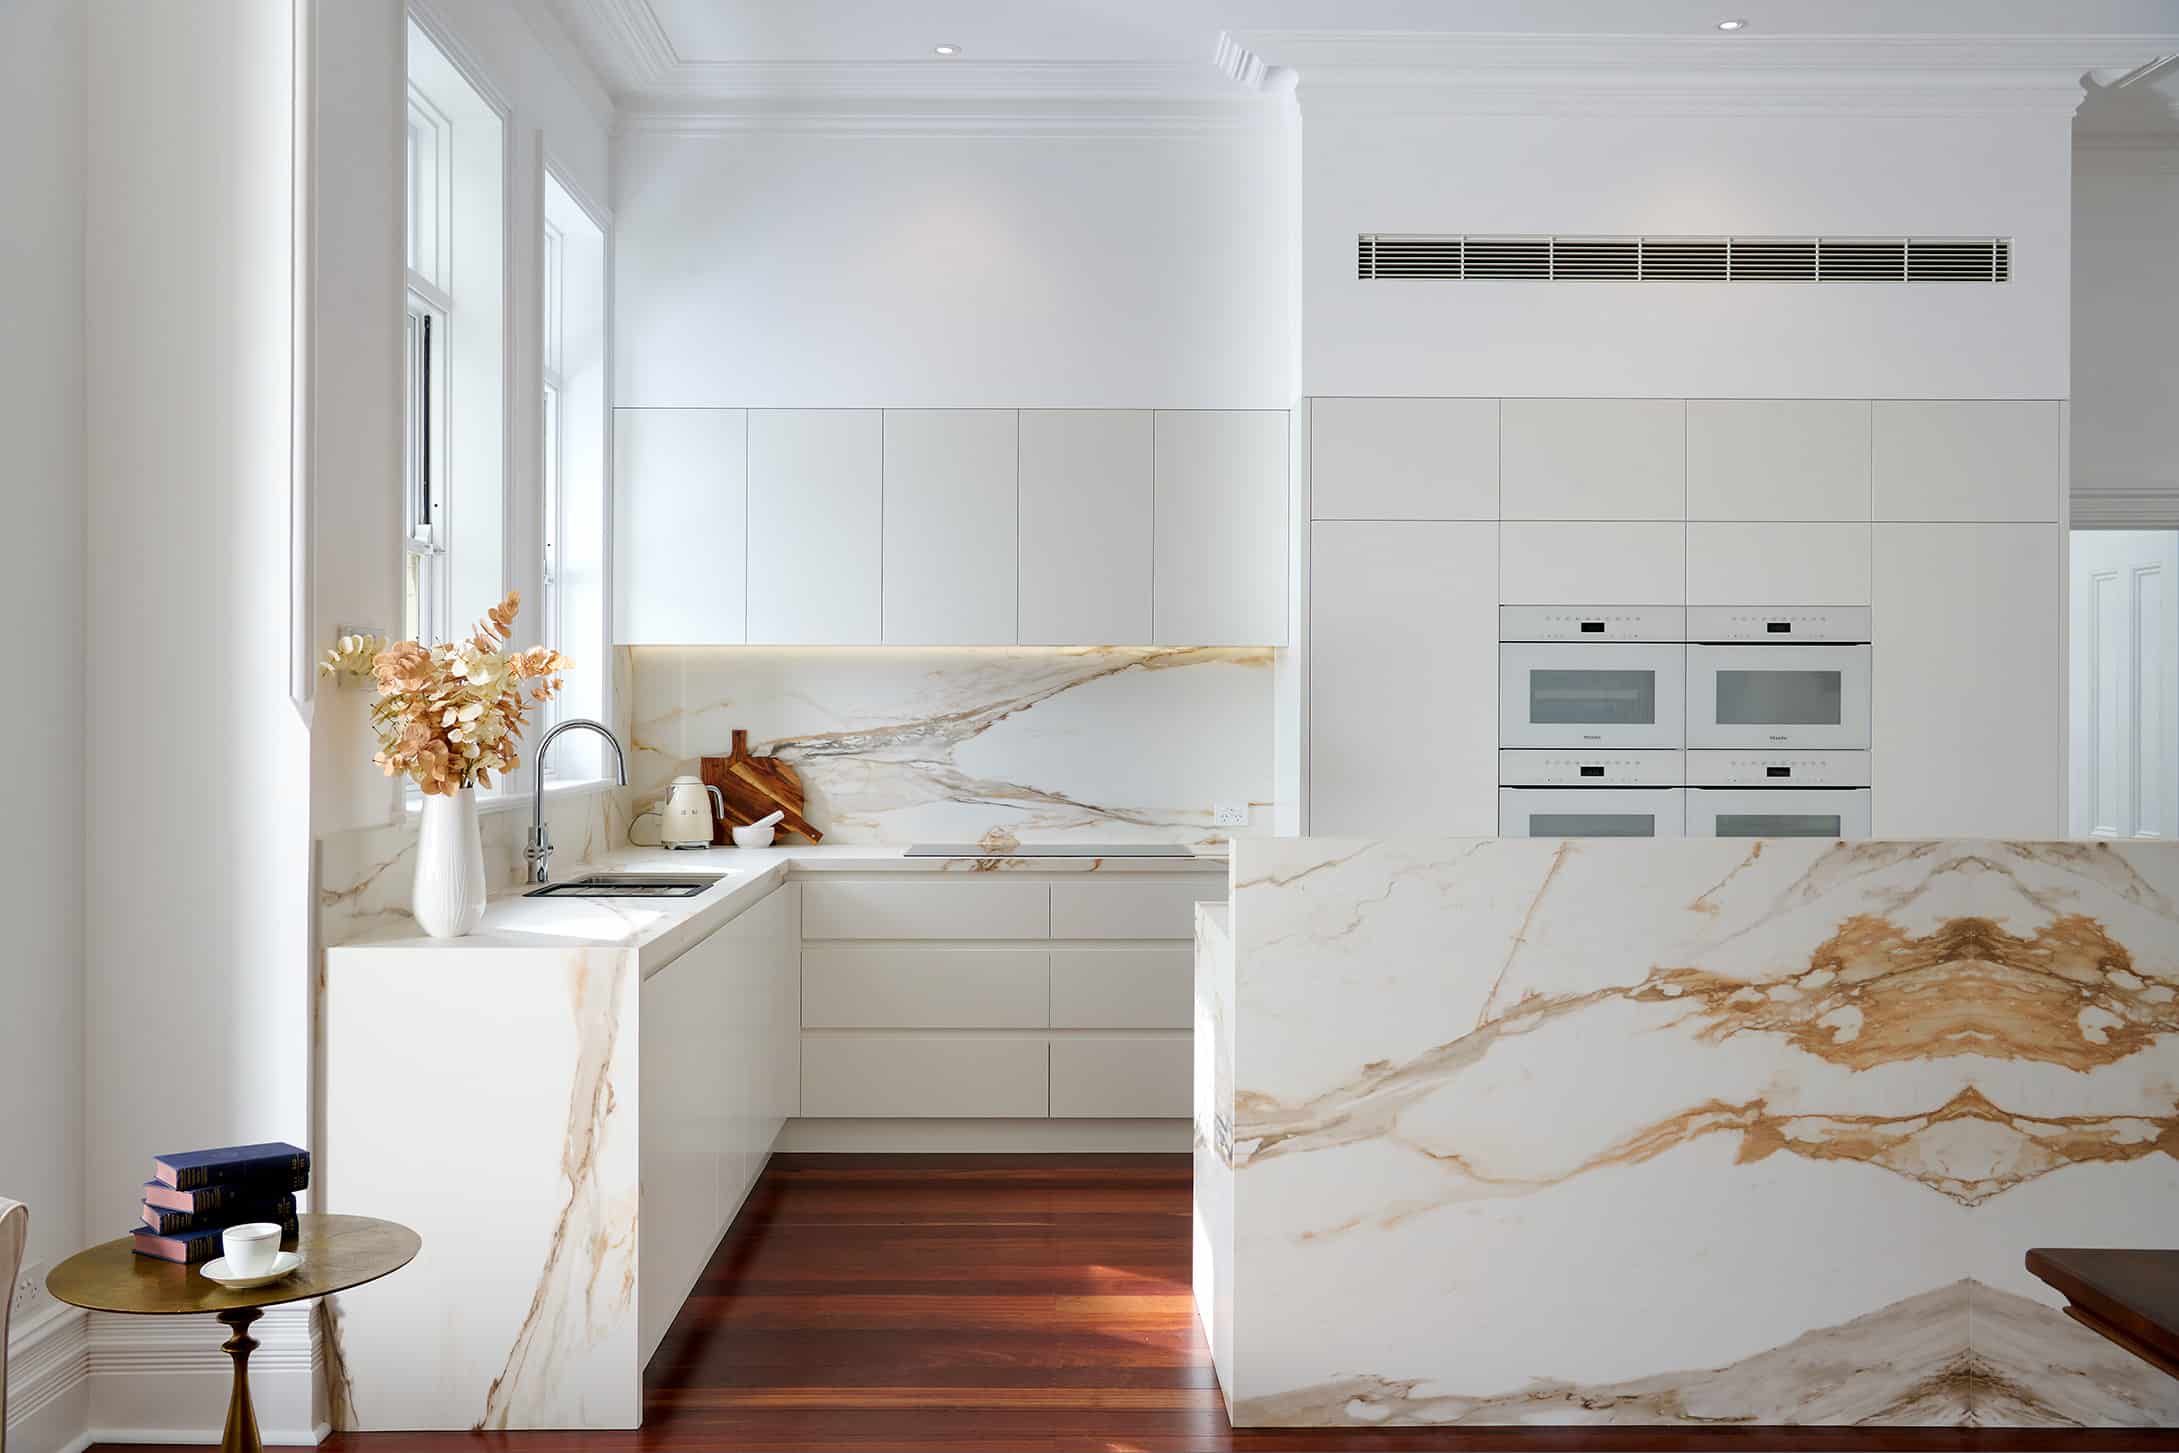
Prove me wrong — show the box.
[319,592,570,796]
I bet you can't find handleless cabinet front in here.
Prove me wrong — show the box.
[1500,400,1684,520]
[747,409,883,642]
[800,880,1049,940]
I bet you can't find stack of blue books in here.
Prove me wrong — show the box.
[130,1142,311,1264]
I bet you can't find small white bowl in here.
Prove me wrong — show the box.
[731,823,776,848]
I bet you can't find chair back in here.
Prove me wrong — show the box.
[0,1196,24,1451]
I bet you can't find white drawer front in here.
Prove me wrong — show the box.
[1500,522,1685,605]
[1049,948,1193,1029]
[1049,880,1222,940]
[801,947,1050,1029]
[1050,1036,1191,1118]
[801,880,1049,940]
[800,1034,1049,1117]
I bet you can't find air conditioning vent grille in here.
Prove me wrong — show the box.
[1357,233,2011,283]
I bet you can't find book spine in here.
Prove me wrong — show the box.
[140,1195,297,1236]
[143,1170,310,1212]
[166,1149,311,1191]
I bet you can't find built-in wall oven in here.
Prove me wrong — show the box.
[1499,607,1686,750]
[1685,608,1871,750]
[1500,750,1684,838]
[1686,750,1871,839]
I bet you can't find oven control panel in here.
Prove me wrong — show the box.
[1688,606,1871,643]
[1500,605,1687,643]
[1687,750,1872,787]
[1500,750,1685,787]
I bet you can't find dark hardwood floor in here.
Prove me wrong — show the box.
[98,1153,2179,1452]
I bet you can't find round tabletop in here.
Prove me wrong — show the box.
[46,1212,420,1316]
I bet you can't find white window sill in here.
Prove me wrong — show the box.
[403,777,621,818]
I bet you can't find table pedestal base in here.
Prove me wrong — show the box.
[216,1307,262,1453]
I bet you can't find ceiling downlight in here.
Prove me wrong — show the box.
[1356,234,2010,283]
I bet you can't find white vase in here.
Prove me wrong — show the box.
[413,785,487,938]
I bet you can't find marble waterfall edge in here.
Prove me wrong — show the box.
[1210,837,2179,1428]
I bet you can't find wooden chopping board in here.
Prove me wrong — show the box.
[701,730,824,845]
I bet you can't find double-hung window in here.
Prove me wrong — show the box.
[404,90,454,645]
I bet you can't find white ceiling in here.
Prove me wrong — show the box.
[557,0,2179,130]
[638,1,2179,62]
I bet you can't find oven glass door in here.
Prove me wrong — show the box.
[1500,788,1685,838]
[1686,645,1870,750]
[1499,644,1686,749]
[1686,788,1871,839]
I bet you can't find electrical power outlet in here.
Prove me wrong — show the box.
[1213,802,1249,828]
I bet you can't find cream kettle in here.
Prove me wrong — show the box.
[659,775,726,849]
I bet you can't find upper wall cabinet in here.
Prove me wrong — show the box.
[1311,397,1497,521]
[1871,401,2061,523]
[615,408,748,644]
[1153,410,1287,646]
[1500,399,1684,520]
[882,410,1017,645]
[748,409,884,644]
[1017,410,1154,646]
[1686,401,1871,521]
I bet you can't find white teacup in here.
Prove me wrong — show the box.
[222,1222,284,1276]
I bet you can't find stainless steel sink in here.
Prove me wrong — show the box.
[525,872,727,899]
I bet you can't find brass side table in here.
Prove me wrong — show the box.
[48,1213,419,1453]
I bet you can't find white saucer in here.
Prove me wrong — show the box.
[200,1250,302,1289]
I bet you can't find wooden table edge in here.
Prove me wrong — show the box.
[2026,1248,2179,1385]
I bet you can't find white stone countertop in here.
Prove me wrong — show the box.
[332,842,1229,978]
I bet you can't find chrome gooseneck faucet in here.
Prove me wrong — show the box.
[526,718,628,884]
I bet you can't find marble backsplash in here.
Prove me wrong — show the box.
[622,645,1276,846]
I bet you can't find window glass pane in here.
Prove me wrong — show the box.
[1530,669,1656,725]
[1716,670,1841,726]
[1716,814,1842,837]
[1531,813,1656,837]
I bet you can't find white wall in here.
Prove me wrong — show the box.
[614,122,1293,409]
[0,0,86,1366]
[1301,111,2074,400]
[85,0,312,1298]
[2072,142,2179,506]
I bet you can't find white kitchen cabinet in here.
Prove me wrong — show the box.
[638,920,728,1362]
[1018,410,1152,644]
[1872,401,2061,523]
[1049,881,1211,941]
[1499,521,1685,604]
[802,946,1049,1029]
[1309,521,1498,834]
[1686,523,1871,607]
[1685,401,1871,522]
[801,1034,1050,1118]
[1500,399,1684,520]
[614,408,747,644]
[1050,1036,1191,1117]
[1310,397,1497,521]
[747,409,883,642]
[1872,523,2061,836]
[801,879,1049,940]
[1050,948,1192,1029]
[882,409,1018,644]
[1153,410,1288,646]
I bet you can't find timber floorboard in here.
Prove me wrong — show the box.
[93,1153,2179,1452]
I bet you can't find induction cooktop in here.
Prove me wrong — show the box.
[901,843,1200,858]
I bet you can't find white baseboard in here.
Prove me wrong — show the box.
[774,1117,1190,1152]
[5,1293,325,1453]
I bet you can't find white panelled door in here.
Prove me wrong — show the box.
[2070,530,2179,839]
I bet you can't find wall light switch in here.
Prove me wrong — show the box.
[1213,803,1249,828]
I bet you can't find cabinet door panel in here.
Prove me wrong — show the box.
[1018,410,1151,644]
[801,880,1049,940]
[1686,401,1870,522]
[614,408,746,644]
[747,409,882,642]
[1686,523,1870,607]
[1501,400,1683,520]
[1311,397,1496,521]
[1872,523,2060,835]
[1050,1036,1190,1117]
[1049,881,1217,941]
[801,947,1049,1029]
[801,1034,1050,1117]
[1050,948,1192,1029]
[1500,522,1684,605]
[1153,410,1288,646]
[882,409,1017,644]
[1872,401,2060,522]
[1309,521,1498,834]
